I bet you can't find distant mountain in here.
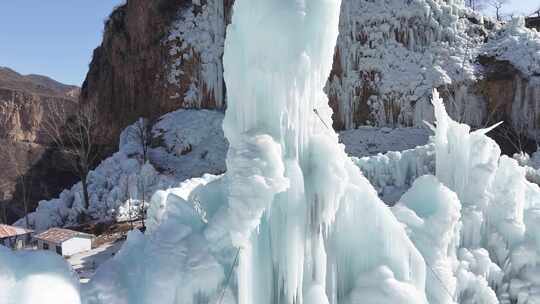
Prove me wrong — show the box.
[0,67,80,224]
[0,67,80,99]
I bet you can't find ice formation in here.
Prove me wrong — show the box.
[325,0,488,129]
[354,143,435,204]
[85,0,428,303]
[393,175,462,304]
[0,246,81,304]
[220,0,427,302]
[390,90,540,304]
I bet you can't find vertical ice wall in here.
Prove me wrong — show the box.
[220,0,428,303]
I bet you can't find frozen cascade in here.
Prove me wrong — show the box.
[391,90,540,303]
[220,0,427,303]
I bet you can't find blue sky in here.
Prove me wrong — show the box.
[0,1,538,86]
[0,1,123,86]
[486,0,539,17]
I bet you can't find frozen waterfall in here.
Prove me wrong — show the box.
[218,0,427,303]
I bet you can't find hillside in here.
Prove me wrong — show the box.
[0,66,80,99]
[0,67,79,223]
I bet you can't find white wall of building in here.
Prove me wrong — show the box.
[61,237,92,257]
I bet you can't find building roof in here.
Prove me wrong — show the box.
[33,228,93,245]
[0,224,33,239]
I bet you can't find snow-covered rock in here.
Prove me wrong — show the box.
[83,0,540,155]
[482,17,540,77]
[18,109,227,231]
[166,1,227,108]
[326,0,488,129]
[325,0,540,142]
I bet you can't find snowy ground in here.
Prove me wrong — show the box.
[341,126,430,157]
[68,240,124,283]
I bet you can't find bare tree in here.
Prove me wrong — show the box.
[43,101,101,213]
[127,118,152,230]
[125,182,134,230]
[0,201,6,224]
[489,0,508,21]
[138,176,147,230]
[0,145,34,228]
[128,118,152,163]
[0,180,9,224]
[466,0,487,11]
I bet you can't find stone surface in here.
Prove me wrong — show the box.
[0,67,79,223]
[82,0,540,144]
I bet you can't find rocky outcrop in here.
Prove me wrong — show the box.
[83,0,540,151]
[0,68,79,223]
[80,0,233,144]
[326,2,540,140]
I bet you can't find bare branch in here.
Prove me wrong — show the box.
[42,101,101,212]
[0,144,34,228]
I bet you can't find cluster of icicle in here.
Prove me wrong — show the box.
[398,90,540,304]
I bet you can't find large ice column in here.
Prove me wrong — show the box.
[426,90,540,303]
[221,0,427,303]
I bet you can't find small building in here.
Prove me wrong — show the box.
[526,10,540,31]
[33,228,94,257]
[0,224,33,249]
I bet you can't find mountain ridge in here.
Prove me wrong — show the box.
[0,66,80,100]
[0,67,79,223]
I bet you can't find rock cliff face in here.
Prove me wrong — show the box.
[326,0,540,136]
[82,0,540,150]
[0,67,79,222]
[80,0,233,144]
